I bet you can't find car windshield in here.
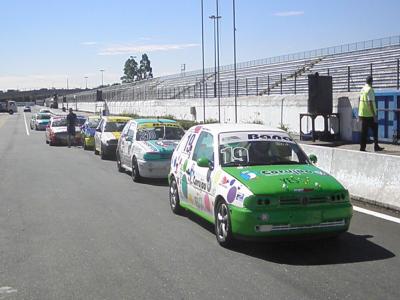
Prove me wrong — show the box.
[219,132,309,167]
[52,118,67,127]
[76,118,86,126]
[37,114,51,120]
[87,119,100,128]
[136,126,184,141]
[104,121,127,132]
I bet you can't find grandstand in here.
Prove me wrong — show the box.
[65,35,400,103]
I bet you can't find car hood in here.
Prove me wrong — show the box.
[84,128,96,136]
[137,140,179,153]
[101,132,121,141]
[223,164,345,195]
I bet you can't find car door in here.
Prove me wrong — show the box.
[187,131,215,214]
[120,122,135,166]
[94,119,104,151]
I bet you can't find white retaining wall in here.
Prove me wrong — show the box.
[301,144,400,211]
[72,92,359,141]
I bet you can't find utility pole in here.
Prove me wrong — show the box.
[201,0,206,122]
[100,69,105,87]
[84,76,88,89]
[233,0,238,123]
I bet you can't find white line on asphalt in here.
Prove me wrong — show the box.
[23,112,30,136]
[0,286,18,295]
[353,206,400,224]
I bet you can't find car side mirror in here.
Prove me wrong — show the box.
[309,154,318,164]
[197,157,210,168]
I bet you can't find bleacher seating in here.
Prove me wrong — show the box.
[66,36,400,103]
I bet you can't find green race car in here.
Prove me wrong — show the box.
[168,124,353,247]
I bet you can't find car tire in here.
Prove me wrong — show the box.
[131,157,141,182]
[169,177,183,215]
[215,199,235,248]
[116,153,124,172]
[46,139,49,144]
[100,143,107,160]
[9,110,13,115]
[49,140,55,146]
[83,139,88,150]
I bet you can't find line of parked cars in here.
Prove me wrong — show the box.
[41,110,353,247]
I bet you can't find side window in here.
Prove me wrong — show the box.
[127,124,135,138]
[97,120,103,132]
[192,132,214,163]
[121,122,130,137]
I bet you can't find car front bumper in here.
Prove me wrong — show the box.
[36,123,48,130]
[84,136,95,148]
[52,133,82,145]
[137,159,170,178]
[229,202,353,239]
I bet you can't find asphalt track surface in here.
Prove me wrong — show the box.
[0,109,399,300]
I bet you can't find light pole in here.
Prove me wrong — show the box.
[201,0,206,122]
[216,0,221,123]
[100,69,105,87]
[84,76,88,89]
[209,15,220,99]
[233,0,238,123]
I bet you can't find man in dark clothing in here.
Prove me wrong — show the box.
[66,108,77,148]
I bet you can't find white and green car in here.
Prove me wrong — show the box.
[168,124,353,247]
[116,118,185,181]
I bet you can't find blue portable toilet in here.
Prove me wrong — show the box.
[375,90,400,143]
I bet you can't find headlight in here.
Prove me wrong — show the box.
[143,152,161,161]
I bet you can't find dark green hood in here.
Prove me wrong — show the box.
[223,164,345,195]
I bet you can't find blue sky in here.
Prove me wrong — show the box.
[0,0,399,91]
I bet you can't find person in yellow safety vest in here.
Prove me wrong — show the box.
[358,75,384,152]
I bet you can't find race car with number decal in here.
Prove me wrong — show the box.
[81,115,101,150]
[94,116,132,159]
[168,124,352,247]
[117,119,185,181]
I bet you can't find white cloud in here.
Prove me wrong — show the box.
[81,41,97,46]
[273,11,304,17]
[0,73,118,90]
[98,43,199,56]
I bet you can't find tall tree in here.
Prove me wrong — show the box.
[138,54,153,80]
[120,56,138,83]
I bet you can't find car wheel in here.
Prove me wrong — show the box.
[116,152,124,172]
[215,199,235,248]
[46,138,49,144]
[49,140,55,146]
[131,157,141,182]
[100,143,107,160]
[169,177,183,214]
[83,139,88,150]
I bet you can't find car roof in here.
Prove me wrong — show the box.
[189,123,287,135]
[102,116,132,122]
[133,118,177,124]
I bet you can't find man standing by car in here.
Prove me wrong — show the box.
[66,108,77,148]
[358,75,384,152]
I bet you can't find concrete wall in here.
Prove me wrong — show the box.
[301,144,400,211]
[72,92,360,141]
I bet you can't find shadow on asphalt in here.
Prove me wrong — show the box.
[181,210,395,266]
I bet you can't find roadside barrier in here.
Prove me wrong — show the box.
[301,144,400,211]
